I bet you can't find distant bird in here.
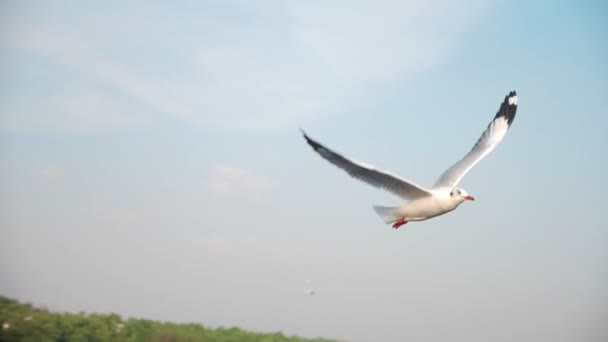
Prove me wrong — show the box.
[304,279,316,295]
[301,91,518,229]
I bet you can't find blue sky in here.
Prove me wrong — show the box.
[1,1,607,341]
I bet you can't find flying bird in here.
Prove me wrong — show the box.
[304,280,316,296]
[301,91,518,229]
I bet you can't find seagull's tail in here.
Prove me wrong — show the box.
[372,205,400,224]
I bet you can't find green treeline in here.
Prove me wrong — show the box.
[0,296,338,342]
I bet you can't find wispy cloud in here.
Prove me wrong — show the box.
[1,88,148,135]
[205,163,271,201]
[40,166,65,180]
[0,1,489,134]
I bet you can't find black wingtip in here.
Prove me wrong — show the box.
[300,128,323,152]
[495,90,518,126]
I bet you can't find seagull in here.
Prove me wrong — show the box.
[304,280,316,295]
[301,91,518,229]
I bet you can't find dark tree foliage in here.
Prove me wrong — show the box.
[0,296,339,342]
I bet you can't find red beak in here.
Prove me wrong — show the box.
[464,195,475,201]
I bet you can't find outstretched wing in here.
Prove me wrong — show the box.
[432,91,518,189]
[302,130,432,200]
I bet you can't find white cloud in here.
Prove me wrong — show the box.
[205,163,271,201]
[0,1,490,134]
[1,88,148,135]
[288,1,453,82]
[40,166,65,180]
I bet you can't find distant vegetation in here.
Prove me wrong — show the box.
[0,296,338,342]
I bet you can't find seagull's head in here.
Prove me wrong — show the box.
[450,187,475,203]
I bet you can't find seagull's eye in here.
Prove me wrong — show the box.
[450,191,453,196]
[457,190,461,195]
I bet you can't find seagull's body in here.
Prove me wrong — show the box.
[374,190,458,223]
[302,91,518,228]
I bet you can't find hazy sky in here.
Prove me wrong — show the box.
[1,1,607,341]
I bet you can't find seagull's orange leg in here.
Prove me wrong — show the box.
[392,217,408,229]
